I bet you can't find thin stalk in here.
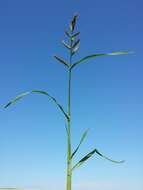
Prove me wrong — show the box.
[66,70,72,190]
[66,37,73,190]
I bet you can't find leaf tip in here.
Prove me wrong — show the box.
[70,13,79,32]
[119,160,125,163]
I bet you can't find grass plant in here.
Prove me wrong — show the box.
[4,14,131,190]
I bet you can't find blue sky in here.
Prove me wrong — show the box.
[0,0,142,190]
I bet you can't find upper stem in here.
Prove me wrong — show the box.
[67,37,73,162]
[66,35,73,190]
[67,69,71,161]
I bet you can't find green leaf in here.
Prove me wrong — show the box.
[62,40,71,50]
[72,147,125,171]
[4,90,69,120]
[64,30,71,38]
[70,14,79,32]
[71,31,80,41]
[72,39,80,49]
[72,44,80,56]
[71,39,80,55]
[32,90,69,119]
[54,55,69,67]
[70,51,131,70]
[4,92,30,108]
[71,128,89,159]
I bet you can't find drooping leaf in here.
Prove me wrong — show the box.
[32,90,69,119]
[72,147,125,171]
[70,51,131,70]
[62,40,71,50]
[70,14,79,32]
[4,90,69,120]
[54,55,69,68]
[4,92,30,108]
[71,128,89,159]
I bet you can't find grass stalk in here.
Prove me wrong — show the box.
[3,13,131,190]
[66,32,73,190]
[66,71,72,190]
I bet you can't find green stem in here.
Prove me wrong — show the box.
[66,38,73,190]
[66,69,72,190]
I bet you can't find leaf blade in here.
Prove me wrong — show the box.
[64,30,71,38]
[70,14,79,32]
[71,39,80,55]
[72,147,125,171]
[62,40,71,50]
[72,39,80,49]
[4,92,30,108]
[72,45,80,56]
[71,128,89,159]
[71,31,80,40]
[4,90,69,120]
[54,55,69,68]
[32,90,69,120]
[70,51,131,70]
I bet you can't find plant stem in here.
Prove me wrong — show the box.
[66,69,72,190]
[66,37,73,190]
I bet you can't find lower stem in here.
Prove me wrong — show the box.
[66,170,72,190]
[66,119,72,190]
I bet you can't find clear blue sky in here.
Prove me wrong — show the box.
[0,0,142,190]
